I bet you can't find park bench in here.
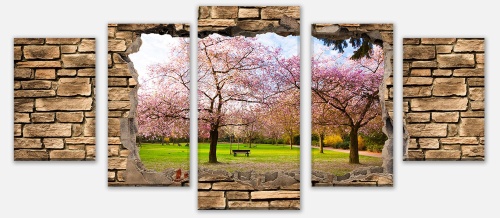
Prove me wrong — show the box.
[232,149,251,157]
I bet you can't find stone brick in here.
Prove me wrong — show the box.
[211,6,238,18]
[403,46,435,60]
[84,118,95,137]
[460,111,484,118]
[14,38,45,45]
[36,98,93,111]
[78,69,95,77]
[425,150,461,160]
[86,146,95,160]
[261,6,300,19]
[448,124,459,137]
[469,88,484,101]
[46,38,80,44]
[17,61,61,68]
[454,39,484,52]
[108,88,130,101]
[108,118,121,137]
[14,81,21,89]
[65,137,95,144]
[251,191,300,200]
[239,8,259,18]
[129,78,137,86]
[108,101,130,110]
[408,138,418,149]
[270,200,300,209]
[116,24,159,31]
[108,68,130,77]
[432,112,459,123]
[119,150,129,157]
[381,32,393,44]
[61,45,77,53]
[56,112,84,122]
[198,19,236,27]
[43,138,65,149]
[72,123,83,137]
[14,68,33,79]
[406,113,430,123]
[108,171,116,182]
[14,138,42,149]
[198,191,225,209]
[198,183,211,190]
[14,124,22,136]
[419,138,440,149]
[68,145,85,150]
[14,46,22,60]
[421,38,456,45]
[467,78,484,87]
[62,54,95,68]
[453,68,483,77]
[108,137,122,145]
[57,78,91,96]
[226,191,249,200]
[462,146,484,158]
[112,53,126,64]
[14,99,34,112]
[459,118,484,137]
[20,80,52,89]
[443,145,461,150]
[14,113,30,123]
[436,45,453,54]
[403,77,433,85]
[35,69,56,79]
[23,124,72,137]
[440,137,478,144]
[116,171,125,181]
[406,124,448,137]
[410,98,468,111]
[476,54,484,64]
[115,31,133,40]
[31,112,55,123]
[57,69,76,76]
[412,61,438,68]
[403,86,431,97]
[14,150,49,161]
[108,145,120,156]
[50,150,85,160]
[14,90,56,98]
[199,6,210,18]
[237,20,279,31]
[108,78,128,86]
[437,54,475,68]
[211,182,254,191]
[433,78,466,96]
[24,45,60,60]
[411,69,431,76]
[228,201,269,209]
[78,39,95,52]
[85,112,95,118]
[403,38,420,45]
[471,101,484,110]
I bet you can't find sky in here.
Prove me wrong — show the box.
[312,36,355,61]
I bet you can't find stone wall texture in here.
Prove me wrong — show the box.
[311,24,394,186]
[107,24,190,186]
[403,38,485,161]
[197,6,301,209]
[14,38,96,161]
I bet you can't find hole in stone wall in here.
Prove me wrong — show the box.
[129,33,190,174]
[197,32,301,176]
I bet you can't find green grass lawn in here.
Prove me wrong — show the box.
[312,147,382,176]
[198,143,300,173]
[138,143,190,172]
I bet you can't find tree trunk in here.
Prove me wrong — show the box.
[289,135,293,150]
[319,133,324,154]
[209,128,218,163]
[349,127,360,164]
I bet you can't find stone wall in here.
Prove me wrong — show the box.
[14,38,96,161]
[107,24,190,185]
[403,38,485,161]
[310,24,394,186]
[198,169,300,210]
[197,6,301,209]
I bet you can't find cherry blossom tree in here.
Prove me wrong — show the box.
[136,38,190,142]
[312,41,384,164]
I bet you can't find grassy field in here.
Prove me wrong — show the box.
[312,147,382,176]
[138,143,189,172]
[198,143,300,173]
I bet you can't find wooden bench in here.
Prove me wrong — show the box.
[232,149,250,157]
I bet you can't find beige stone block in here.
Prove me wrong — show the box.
[46,38,81,44]
[432,112,459,123]
[24,45,60,60]
[418,138,440,149]
[410,98,468,111]
[433,78,466,96]
[261,6,300,19]
[43,138,65,149]
[238,8,259,18]
[36,98,93,111]
[50,150,86,160]
[421,38,456,44]
[406,124,448,137]
[31,112,55,123]
[78,39,95,52]
[14,138,42,149]
[403,46,436,60]
[459,118,484,137]
[62,54,95,68]
[454,39,484,52]
[437,54,475,68]
[14,150,49,161]
[35,69,56,79]
[23,124,72,137]
[56,112,84,123]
